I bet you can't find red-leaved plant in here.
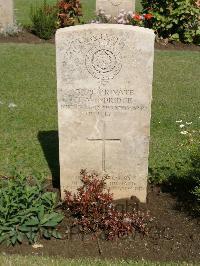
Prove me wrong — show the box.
[57,0,82,27]
[64,170,150,240]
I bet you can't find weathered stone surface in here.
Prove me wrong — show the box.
[56,24,155,203]
[0,0,14,31]
[96,0,135,18]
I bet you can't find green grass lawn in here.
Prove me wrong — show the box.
[14,0,142,26]
[0,44,199,178]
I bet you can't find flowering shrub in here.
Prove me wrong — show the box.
[30,0,82,39]
[175,119,199,148]
[57,0,82,27]
[94,8,154,28]
[128,12,153,28]
[141,0,200,43]
[64,170,150,240]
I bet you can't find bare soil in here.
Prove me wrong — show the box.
[0,185,199,263]
[0,30,55,44]
[0,30,200,51]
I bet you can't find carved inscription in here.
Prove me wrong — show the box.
[60,84,147,114]
[87,122,121,171]
[96,0,135,17]
[61,34,125,80]
[85,48,122,80]
[65,175,145,192]
[108,0,123,6]
[59,33,148,115]
[107,175,145,191]
[56,25,154,203]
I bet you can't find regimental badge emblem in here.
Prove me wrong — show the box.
[85,34,124,81]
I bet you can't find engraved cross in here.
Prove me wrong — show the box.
[87,122,121,171]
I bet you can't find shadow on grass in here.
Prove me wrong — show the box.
[38,131,60,188]
[149,148,200,216]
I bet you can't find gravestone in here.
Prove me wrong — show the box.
[96,0,135,18]
[56,24,155,203]
[0,0,14,32]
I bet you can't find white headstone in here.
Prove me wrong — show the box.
[96,0,135,18]
[0,0,14,32]
[56,24,155,203]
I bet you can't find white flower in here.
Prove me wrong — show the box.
[186,122,192,125]
[99,10,105,15]
[180,131,188,135]
[179,124,185,128]
[8,102,17,108]
[120,9,126,14]
[98,8,105,15]
[118,12,125,17]
[176,120,182,123]
[117,18,125,24]
[105,14,111,20]
[32,243,43,249]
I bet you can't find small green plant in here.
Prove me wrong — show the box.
[0,175,63,246]
[141,0,200,44]
[30,0,58,40]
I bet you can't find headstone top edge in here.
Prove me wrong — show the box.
[56,24,155,36]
